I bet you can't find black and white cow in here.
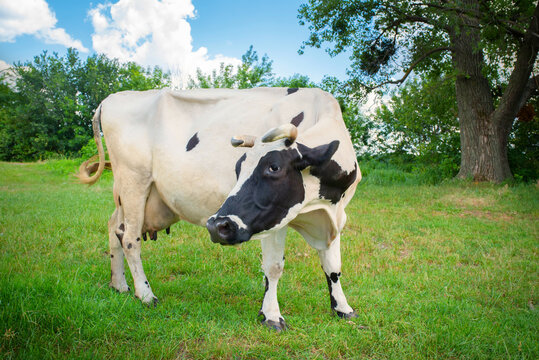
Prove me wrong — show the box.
[78,87,361,331]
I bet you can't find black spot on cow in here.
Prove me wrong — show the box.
[151,231,157,241]
[118,196,121,206]
[325,273,338,309]
[290,112,304,127]
[235,153,247,179]
[186,132,199,151]
[116,232,124,246]
[136,237,140,242]
[166,227,170,235]
[110,254,114,258]
[313,162,357,204]
[297,142,357,204]
[119,223,125,232]
[127,243,132,249]
[208,141,340,245]
[287,88,298,95]
[264,276,269,295]
[330,272,341,283]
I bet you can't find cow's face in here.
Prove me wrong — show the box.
[206,125,339,245]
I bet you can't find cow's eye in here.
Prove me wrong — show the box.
[269,164,281,172]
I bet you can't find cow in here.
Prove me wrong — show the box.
[77,87,361,331]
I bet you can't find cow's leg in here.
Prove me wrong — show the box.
[259,227,287,331]
[318,234,357,318]
[109,207,130,292]
[119,176,157,305]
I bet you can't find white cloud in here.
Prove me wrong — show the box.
[0,0,88,52]
[89,0,241,88]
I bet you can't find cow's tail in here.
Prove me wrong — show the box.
[76,105,106,185]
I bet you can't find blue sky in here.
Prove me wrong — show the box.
[0,0,352,85]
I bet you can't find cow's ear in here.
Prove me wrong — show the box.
[295,140,339,170]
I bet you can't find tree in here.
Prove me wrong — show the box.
[0,49,170,161]
[188,46,273,89]
[299,0,539,182]
[319,76,376,155]
[374,75,460,160]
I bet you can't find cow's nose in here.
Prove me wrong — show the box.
[216,218,233,238]
[206,216,237,245]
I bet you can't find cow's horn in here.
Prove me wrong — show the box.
[261,124,298,144]
[231,135,256,147]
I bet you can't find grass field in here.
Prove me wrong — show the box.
[0,160,537,359]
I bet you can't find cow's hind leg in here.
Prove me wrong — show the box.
[109,207,130,292]
[119,175,158,305]
[259,227,287,331]
[318,234,357,318]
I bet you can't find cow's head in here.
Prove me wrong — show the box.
[206,123,339,245]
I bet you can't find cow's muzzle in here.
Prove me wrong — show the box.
[206,216,250,245]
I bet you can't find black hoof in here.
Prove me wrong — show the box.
[136,295,159,307]
[261,317,287,332]
[335,309,358,319]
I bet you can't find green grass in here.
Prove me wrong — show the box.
[1,160,537,359]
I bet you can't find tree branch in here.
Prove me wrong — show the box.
[492,3,539,129]
[364,47,452,91]
[515,74,539,114]
[384,4,445,29]
[411,2,539,39]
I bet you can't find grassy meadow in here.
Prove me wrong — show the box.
[0,160,537,359]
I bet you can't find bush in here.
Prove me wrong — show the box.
[78,137,107,160]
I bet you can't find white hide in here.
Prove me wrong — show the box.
[100,87,359,248]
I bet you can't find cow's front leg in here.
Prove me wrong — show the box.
[318,234,357,318]
[120,181,158,306]
[109,207,130,293]
[259,227,287,331]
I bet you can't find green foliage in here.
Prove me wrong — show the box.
[0,49,170,161]
[373,76,460,176]
[508,101,539,182]
[320,76,376,155]
[188,46,273,89]
[358,153,458,186]
[78,136,108,160]
[1,162,538,359]
[272,73,316,88]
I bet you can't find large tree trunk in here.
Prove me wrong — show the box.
[451,1,539,183]
[456,105,513,182]
[450,2,511,182]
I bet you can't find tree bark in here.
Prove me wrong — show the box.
[451,1,539,183]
